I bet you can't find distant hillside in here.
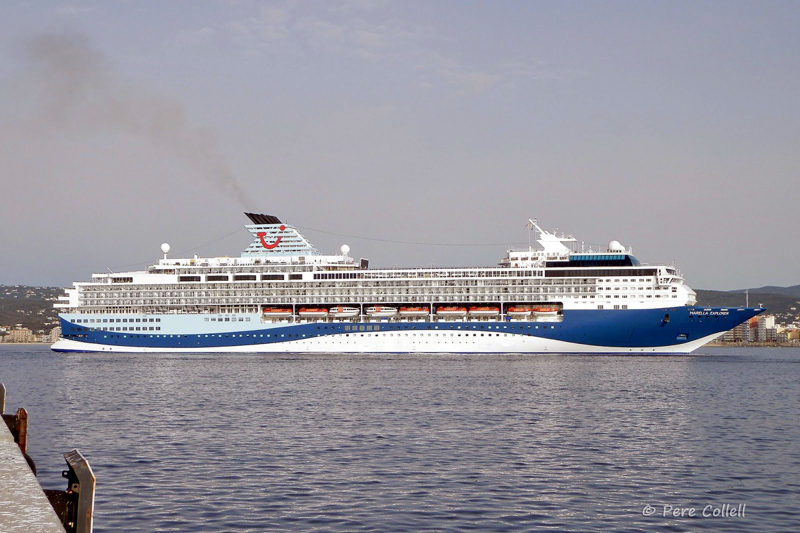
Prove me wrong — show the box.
[729,285,800,299]
[0,285,62,332]
[695,287,800,324]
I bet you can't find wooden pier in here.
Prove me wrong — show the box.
[1,384,94,532]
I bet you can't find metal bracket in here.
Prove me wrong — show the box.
[45,449,96,533]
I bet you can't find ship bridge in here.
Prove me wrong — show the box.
[546,254,641,268]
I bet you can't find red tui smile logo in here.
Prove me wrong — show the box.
[257,225,286,249]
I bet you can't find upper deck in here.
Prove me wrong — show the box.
[54,214,697,313]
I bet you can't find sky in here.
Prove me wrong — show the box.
[1,0,798,291]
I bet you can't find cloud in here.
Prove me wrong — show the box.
[173,27,216,49]
[328,0,392,13]
[443,69,502,95]
[54,5,94,17]
[416,54,502,96]
[182,2,545,96]
[256,5,292,42]
[351,28,386,49]
[308,20,346,43]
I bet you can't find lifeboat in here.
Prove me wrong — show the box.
[436,306,467,318]
[298,307,329,318]
[506,306,532,318]
[468,306,500,317]
[262,307,292,318]
[366,306,398,318]
[329,306,360,318]
[532,306,560,317]
[399,306,429,317]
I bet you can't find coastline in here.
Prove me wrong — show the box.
[706,341,799,348]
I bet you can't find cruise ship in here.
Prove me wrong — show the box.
[52,213,763,354]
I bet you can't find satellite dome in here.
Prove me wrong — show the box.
[161,243,171,254]
[608,240,625,252]
[340,244,350,256]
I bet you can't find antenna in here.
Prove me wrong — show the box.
[525,219,534,249]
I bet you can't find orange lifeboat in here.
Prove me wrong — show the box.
[262,307,292,318]
[298,307,329,318]
[436,306,468,317]
[506,306,532,318]
[399,307,429,317]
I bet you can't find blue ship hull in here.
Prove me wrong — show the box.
[53,306,764,354]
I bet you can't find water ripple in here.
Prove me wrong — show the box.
[1,346,798,531]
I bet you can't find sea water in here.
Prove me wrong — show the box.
[1,345,798,531]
